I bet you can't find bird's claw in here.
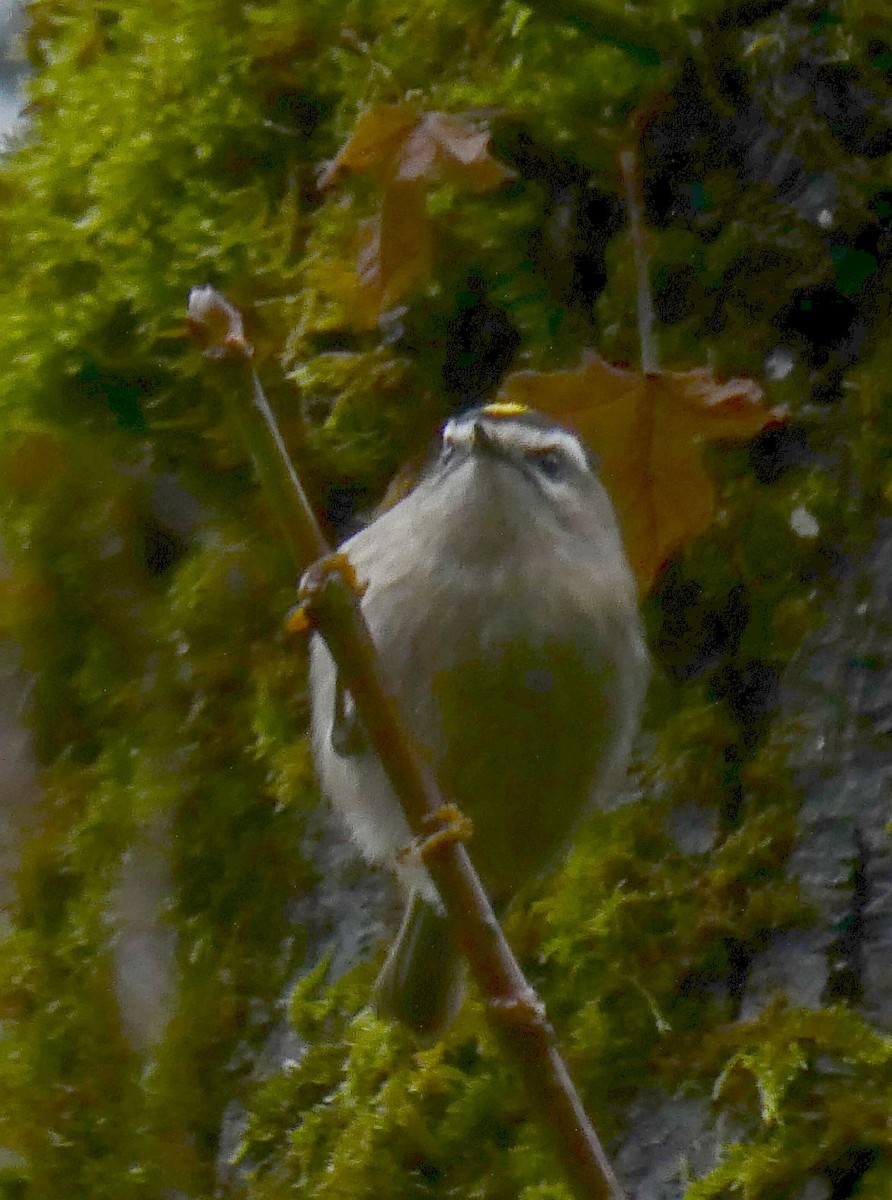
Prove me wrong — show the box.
[397,803,474,866]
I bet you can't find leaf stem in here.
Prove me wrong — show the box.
[620,148,659,376]
[188,286,628,1200]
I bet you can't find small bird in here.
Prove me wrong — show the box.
[309,402,648,1037]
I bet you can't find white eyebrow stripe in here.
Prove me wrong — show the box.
[508,426,588,470]
[443,416,589,473]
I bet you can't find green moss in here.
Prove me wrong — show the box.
[686,1005,892,1198]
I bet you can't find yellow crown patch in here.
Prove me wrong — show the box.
[480,402,529,419]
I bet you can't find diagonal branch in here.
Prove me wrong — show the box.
[187,285,628,1200]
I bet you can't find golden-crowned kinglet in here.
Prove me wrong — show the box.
[309,402,648,1036]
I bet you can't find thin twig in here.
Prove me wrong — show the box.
[187,285,628,1200]
[619,148,659,376]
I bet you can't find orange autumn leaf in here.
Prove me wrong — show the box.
[395,110,515,190]
[499,354,783,590]
[355,181,431,326]
[320,103,514,191]
[317,104,420,188]
[318,103,513,322]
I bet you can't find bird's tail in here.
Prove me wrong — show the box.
[373,890,465,1039]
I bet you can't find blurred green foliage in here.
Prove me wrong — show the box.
[0,0,890,1197]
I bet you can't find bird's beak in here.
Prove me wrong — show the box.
[469,421,503,460]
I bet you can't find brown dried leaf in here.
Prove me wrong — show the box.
[321,103,513,192]
[355,181,432,322]
[500,354,782,590]
[319,103,512,322]
[396,112,515,190]
[318,103,420,188]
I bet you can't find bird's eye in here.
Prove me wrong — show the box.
[526,446,566,480]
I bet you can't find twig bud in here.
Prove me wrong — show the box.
[186,285,253,359]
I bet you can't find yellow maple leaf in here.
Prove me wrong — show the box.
[499,354,783,590]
